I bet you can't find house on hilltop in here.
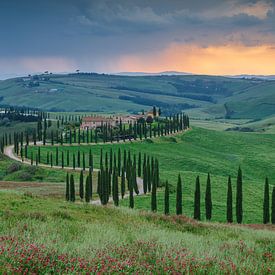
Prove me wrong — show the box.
[80,116,115,130]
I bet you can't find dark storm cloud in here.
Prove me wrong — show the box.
[0,0,274,76]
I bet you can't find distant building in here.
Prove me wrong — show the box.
[80,116,116,130]
[80,109,159,130]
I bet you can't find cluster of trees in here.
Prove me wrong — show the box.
[65,149,160,208]
[1,111,190,153]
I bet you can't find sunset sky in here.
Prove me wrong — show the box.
[1,0,275,78]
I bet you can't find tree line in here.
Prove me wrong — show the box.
[66,165,275,225]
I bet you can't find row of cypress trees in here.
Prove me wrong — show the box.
[67,165,275,225]
[4,112,190,151]
[162,168,275,224]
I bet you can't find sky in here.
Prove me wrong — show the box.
[0,0,275,78]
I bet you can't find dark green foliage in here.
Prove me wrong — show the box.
[194,176,201,220]
[129,171,134,209]
[236,167,243,224]
[164,181,169,215]
[65,173,69,201]
[112,169,119,206]
[176,174,182,215]
[205,173,212,220]
[89,168,93,200]
[138,152,141,177]
[227,176,233,223]
[85,175,91,203]
[79,170,84,200]
[120,167,125,199]
[118,148,121,176]
[151,171,157,212]
[55,147,58,166]
[263,177,270,224]
[70,174,75,202]
[272,186,275,224]
[143,164,147,194]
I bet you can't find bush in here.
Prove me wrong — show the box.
[25,166,38,175]
[17,171,33,181]
[6,163,21,173]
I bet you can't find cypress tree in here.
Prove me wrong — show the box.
[129,170,134,209]
[227,176,233,223]
[65,173,70,201]
[138,152,141,177]
[263,177,270,224]
[50,152,53,167]
[66,151,69,167]
[79,170,84,200]
[194,176,201,220]
[85,175,91,203]
[176,174,182,215]
[89,168,93,200]
[118,148,121,176]
[272,186,275,224]
[164,180,169,215]
[77,150,80,168]
[61,151,64,168]
[151,171,157,212]
[55,147,59,166]
[236,167,243,224]
[70,174,75,202]
[121,166,125,199]
[73,154,76,170]
[143,164,147,194]
[205,173,212,220]
[112,169,119,206]
[82,152,86,171]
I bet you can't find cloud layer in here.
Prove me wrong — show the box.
[0,0,275,77]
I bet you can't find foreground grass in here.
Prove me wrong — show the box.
[28,127,275,223]
[0,190,274,273]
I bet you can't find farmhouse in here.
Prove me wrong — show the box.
[80,116,116,130]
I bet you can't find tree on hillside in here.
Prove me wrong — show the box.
[129,170,134,209]
[138,152,141,177]
[112,169,119,206]
[85,175,90,203]
[236,167,243,224]
[70,174,75,202]
[79,170,84,201]
[176,174,182,215]
[227,176,233,223]
[164,181,169,215]
[194,176,201,220]
[205,173,212,220]
[121,166,125,199]
[89,168,93,200]
[65,173,70,201]
[263,177,270,224]
[272,186,275,224]
[151,171,157,212]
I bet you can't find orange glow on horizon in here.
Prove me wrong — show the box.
[115,44,275,75]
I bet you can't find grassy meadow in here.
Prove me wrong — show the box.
[26,127,275,223]
[0,190,274,273]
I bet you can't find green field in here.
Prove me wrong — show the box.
[1,74,275,120]
[0,190,273,273]
[26,127,275,223]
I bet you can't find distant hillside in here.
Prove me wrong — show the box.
[0,73,274,119]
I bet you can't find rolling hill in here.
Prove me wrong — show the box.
[0,73,275,120]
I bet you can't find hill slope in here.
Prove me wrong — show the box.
[0,190,274,273]
[1,73,275,119]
